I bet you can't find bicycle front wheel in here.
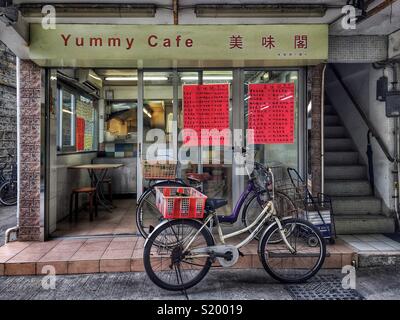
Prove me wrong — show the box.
[243,190,297,240]
[144,219,214,291]
[0,181,17,206]
[259,218,326,283]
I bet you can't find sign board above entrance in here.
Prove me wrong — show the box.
[29,24,328,68]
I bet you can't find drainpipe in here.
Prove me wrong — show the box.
[393,62,400,229]
[5,57,21,244]
[321,64,327,195]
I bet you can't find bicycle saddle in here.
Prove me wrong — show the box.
[186,172,212,183]
[205,198,228,211]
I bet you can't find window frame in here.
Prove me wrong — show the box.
[56,84,98,155]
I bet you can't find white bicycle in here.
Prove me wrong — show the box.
[143,160,326,291]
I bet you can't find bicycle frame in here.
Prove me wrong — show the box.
[183,200,295,255]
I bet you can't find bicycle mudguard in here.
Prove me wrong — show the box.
[136,180,187,205]
[144,218,216,249]
[257,216,293,254]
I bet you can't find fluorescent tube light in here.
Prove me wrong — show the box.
[62,109,73,114]
[195,4,327,18]
[143,108,152,118]
[19,4,156,18]
[105,76,168,81]
[181,76,233,81]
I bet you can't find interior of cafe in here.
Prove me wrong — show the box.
[46,67,303,239]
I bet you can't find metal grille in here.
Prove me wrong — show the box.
[285,275,364,300]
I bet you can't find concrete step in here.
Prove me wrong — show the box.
[324,138,354,151]
[324,126,348,138]
[325,180,372,196]
[325,165,367,180]
[324,115,340,126]
[331,196,381,215]
[334,214,395,234]
[324,104,336,115]
[325,151,359,165]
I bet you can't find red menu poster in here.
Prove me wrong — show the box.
[248,83,295,144]
[76,117,85,151]
[183,84,230,146]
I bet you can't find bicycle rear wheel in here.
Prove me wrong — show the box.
[259,218,326,283]
[144,219,214,291]
[136,180,186,238]
[0,181,17,206]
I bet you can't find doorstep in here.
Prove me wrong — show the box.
[0,236,357,276]
[339,234,400,268]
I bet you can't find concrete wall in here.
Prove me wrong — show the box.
[325,63,395,213]
[0,41,16,178]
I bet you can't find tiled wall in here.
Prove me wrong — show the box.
[18,60,42,241]
[104,142,136,158]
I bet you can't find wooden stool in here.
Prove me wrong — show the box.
[101,178,113,205]
[69,187,98,222]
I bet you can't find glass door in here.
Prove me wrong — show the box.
[137,71,176,195]
[137,69,235,213]
[243,69,304,181]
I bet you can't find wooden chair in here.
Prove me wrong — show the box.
[69,187,98,222]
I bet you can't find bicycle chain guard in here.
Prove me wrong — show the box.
[191,245,240,268]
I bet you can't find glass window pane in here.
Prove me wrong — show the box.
[244,70,299,179]
[60,89,75,148]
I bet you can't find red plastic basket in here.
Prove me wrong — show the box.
[155,186,207,219]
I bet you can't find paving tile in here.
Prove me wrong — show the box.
[100,259,131,272]
[130,259,145,272]
[101,249,134,260]
[322,253,342,269]
[26,240,61,253]
[36,261,68,275]
[5,262,36,275]
[369,234,392,241]
[7,252,45,263]
[70,250,106,261]
[353,235,379,242]
[368,241,398,251]
[344,241,376,252]
[68,260,99,274]
[39,250,79,262]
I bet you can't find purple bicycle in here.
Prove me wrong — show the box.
[136,151,297,239]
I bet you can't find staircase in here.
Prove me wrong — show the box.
[324,104,395,234]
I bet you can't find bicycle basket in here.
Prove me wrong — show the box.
[253,164,273,192]
[142,160,177,180]
[155,186,207,219]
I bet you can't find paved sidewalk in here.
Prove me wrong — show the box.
[0,268,398,300]
[0,205,16,245]
[0,236,356,276]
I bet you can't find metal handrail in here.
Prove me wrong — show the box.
[328,64,395,163]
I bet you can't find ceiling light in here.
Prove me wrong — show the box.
[143,108,152,119]
[181,76,233,81]
[105,76,168,81]
[195,4,327,18]
[19,4,156,18]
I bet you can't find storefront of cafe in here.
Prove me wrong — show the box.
[17,23,328,241]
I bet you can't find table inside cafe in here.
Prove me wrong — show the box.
[69,163,124,211]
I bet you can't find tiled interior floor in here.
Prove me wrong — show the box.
[339,234,400,252]
[51,199,137,237]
